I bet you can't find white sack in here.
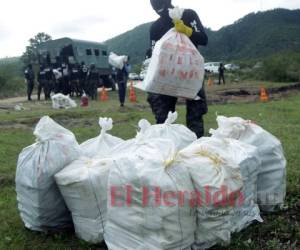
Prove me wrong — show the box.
[51,93,77,109]
[169,6,185,20]
[144,8,204,99]
[175,137,243,249]
[107,118,152,156]
[141,111,197,151]
[80,117,124,158]
[210,116,287,212]
[16,116,81,231]
[108,52,128,70]
[105,139,196,250]
[55,157,113,243]
[198,137,263,233]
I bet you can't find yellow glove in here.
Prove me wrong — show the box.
[174,20,193,37]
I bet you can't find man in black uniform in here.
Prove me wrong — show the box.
[24,64,35,101]
[61,63,70,95]
[86,64,99,100]
[218,62,226,85]
[79,61,88,95]
[43,66,54,100]
[70,64,81,97]
[37,64,54,100]
[148,0,208,138]
[116,57,130,107]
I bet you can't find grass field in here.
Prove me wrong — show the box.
[0,87,299,250]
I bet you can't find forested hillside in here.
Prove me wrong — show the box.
[105,8,300,64]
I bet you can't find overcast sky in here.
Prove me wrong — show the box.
[0,0,299,58]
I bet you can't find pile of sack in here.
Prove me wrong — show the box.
[16,112,286,249]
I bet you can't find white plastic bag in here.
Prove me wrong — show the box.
[141,111,197,151]
[108,52,128,70]
[107,118,152,156]
[144,7,204,99]
[16,116,81,231]
[80,117,124,158]
[105,138,196,250]
[169,6,185,20]
[51,93,77,109]
[210,116,287,212]
[175,137,243,249]
[55,157,113,243]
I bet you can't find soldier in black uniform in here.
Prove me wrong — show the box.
[86,64,99,100]
[70,64,81,97]
[148,0,208,138]
[24,64,35,101]
[43,66,54,100]
[79,61,88,95]
[61,63,70,95]
[37,65,54,100]
[116,58,130,107]
[218,63,226,85]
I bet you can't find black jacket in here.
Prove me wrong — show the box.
[116,66,128,83]
[24,68,35,82]
[149,9,208,55]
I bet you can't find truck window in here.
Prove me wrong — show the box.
[86,49,92,56]
[102,51,107,56]
[94,49,100,56]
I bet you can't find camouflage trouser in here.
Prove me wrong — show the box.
[147,87,208,138]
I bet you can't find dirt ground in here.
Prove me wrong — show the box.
[1,82,299,111]
[205,82,300,105]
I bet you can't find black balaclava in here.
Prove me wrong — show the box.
[150,0,172,17]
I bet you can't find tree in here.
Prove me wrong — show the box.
[21,32,52,66]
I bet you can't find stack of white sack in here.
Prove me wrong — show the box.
[174,137,243,249]
[143,7,204,99]
[108,52,128,70]
[54,119,150,243]
[16,116,81,231]
[105,138,196,250]
[55,157,113,243]
[80,117,124,158]
[51,93,77,109]
[210,116,287,212]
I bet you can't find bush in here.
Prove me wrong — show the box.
[261,52,300,82]
[229,52,300,82]
[0,60,26,98]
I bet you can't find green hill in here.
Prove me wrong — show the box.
[104,8,300,64]
[104,22,152,65]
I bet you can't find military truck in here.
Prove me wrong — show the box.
[37,37,113,87]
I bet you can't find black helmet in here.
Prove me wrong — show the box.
[150,0,172,16]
